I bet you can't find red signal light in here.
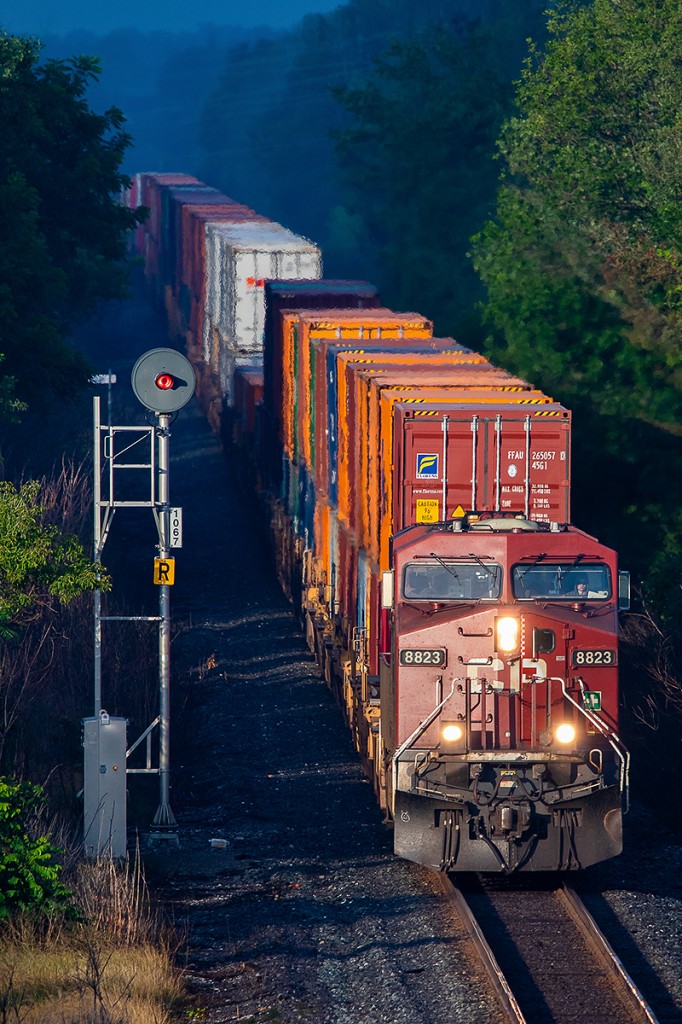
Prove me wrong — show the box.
[155,373,175,391]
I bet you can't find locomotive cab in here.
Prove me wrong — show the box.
[382,515,629,872]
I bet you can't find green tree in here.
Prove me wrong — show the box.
[334,29,511,339]
[0,32,144,409]
[472,0,682,425]
[0,480,106,639]
[471,0,682,600]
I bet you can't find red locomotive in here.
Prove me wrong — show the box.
[128,172,631,872]
[385,514,629,872]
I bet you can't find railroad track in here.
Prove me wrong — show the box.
[439,873,660,1024]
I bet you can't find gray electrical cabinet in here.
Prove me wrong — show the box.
[83,712,127,859]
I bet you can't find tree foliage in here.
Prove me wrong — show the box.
[0,480,107,638]
[0,32,143,409]
[0,778,72,920]
[198,0,512,280]
[471,0,682,601]
[334,31,511,338]
[329,2,550,337]
[473,0,682,425]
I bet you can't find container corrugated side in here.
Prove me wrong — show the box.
[325,341,483,506]
[205,222,322,400]
[296,311,433,470]
[182,204,269,359]
[377,388,559,565]
[262,281,381,483]
[206,220,322,347]
[349,363,527,548]
[282,309,432,464]
[379,398,570,569]
[310,340,483,503]
[279,308,405,462]
[335,353,503,527]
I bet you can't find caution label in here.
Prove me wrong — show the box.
[416,499,440,523]
[154,558,175,586]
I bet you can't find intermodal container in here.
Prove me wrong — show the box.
[181,204,269,358]
[338,357,518,532]
[279,309,432,464]
[381,399,571,570]
[396,399,570,523]
[316,341,485,505]
[337,362,528,544]
[261,281,381,488]
[205,222,322,400]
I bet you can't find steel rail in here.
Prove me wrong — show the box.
[438,873,526,1024]
[560,883,660,1024]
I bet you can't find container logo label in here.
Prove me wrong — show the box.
[416,453,439,479]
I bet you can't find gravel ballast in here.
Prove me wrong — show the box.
[148,398,682,1024]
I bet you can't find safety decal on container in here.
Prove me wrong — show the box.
[416,453,439,478]
[416,499,440,523]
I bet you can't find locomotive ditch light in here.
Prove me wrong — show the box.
[131,348,196,413]
[495,616,519,653]
[555,723,577,745]
[440,722,465,751]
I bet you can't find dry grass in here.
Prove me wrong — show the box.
[0,939,183,1022]
[0,851,187,1024]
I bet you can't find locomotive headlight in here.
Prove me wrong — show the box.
[555,723,576,744]
[496,616,519,653]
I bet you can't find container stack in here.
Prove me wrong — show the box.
[125,173,323,412]
[260,300,571,672]
[128,172,570,681]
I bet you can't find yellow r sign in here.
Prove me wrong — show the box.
[154,557,175,585]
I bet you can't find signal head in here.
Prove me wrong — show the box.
[131,348,196,413]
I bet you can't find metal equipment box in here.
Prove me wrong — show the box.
[83,713,127,860]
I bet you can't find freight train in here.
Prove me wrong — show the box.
[126,173,631,872]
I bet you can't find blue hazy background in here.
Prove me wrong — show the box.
[0,0,349,177]
[1,0,343,36]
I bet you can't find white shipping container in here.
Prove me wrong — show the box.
[205,221,322,399]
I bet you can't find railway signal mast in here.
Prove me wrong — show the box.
[85,349,195,858]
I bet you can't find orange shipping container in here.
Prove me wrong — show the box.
[316,340,485,503]
[278,309,432,462]
[340,368,547,546]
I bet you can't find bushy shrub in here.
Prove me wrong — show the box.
[0,777,72,920]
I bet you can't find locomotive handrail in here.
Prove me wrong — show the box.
[391,678,460,814]
[548,676,630,812]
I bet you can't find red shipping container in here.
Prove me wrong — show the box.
[313,341,487,503]
[381,400,571,569]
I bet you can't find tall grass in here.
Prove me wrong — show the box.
[0,847,186,1024]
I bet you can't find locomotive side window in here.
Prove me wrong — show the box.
[512,563,611,601]
[403,561,502,601]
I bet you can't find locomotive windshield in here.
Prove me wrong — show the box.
[512,563,611,600]
[403,561,502,601]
